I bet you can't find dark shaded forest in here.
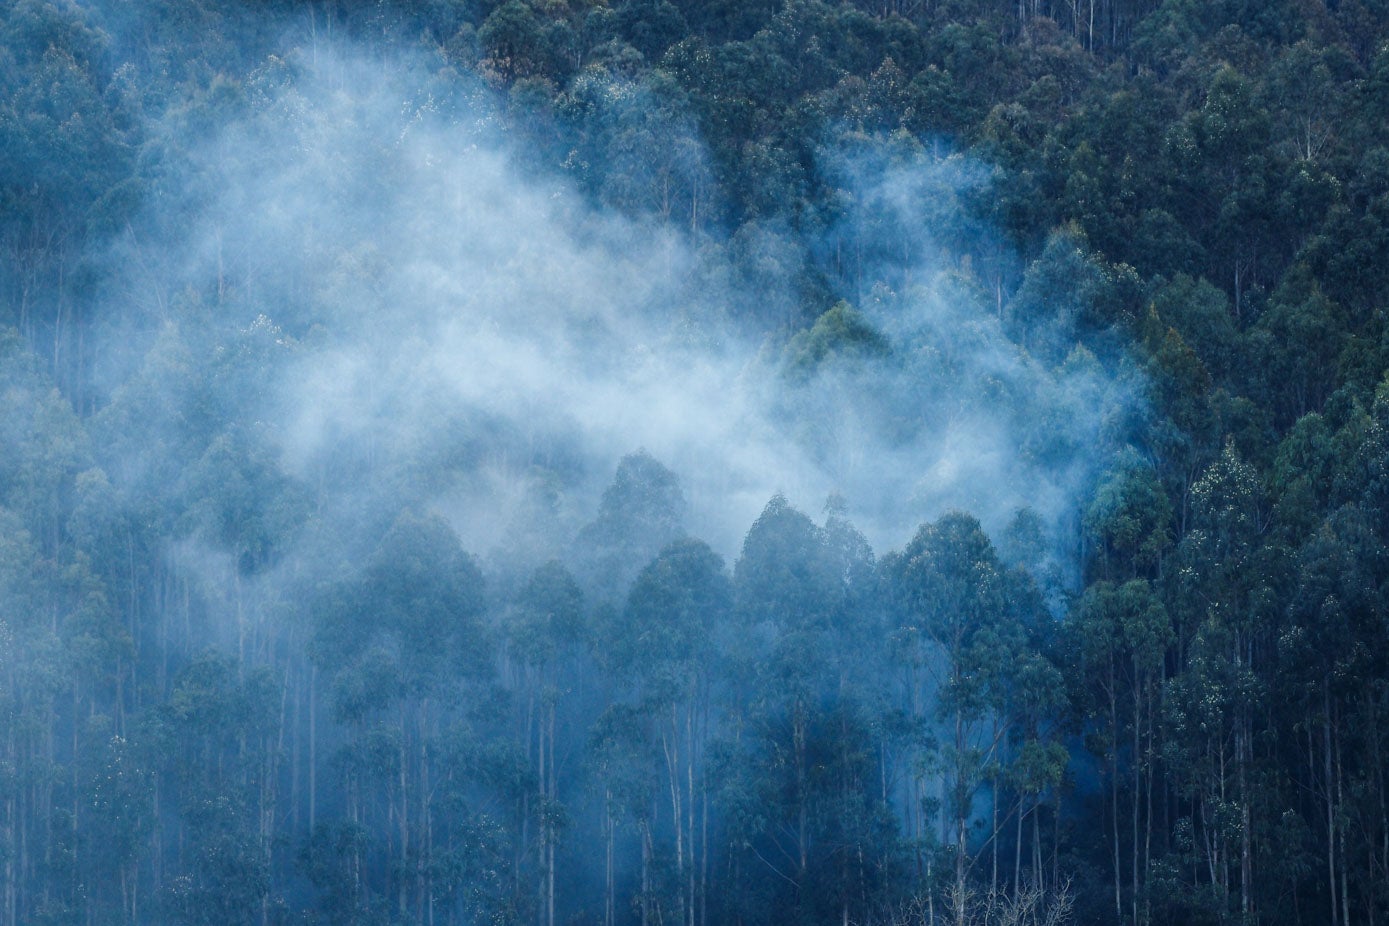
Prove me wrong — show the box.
[3,0,1389,924]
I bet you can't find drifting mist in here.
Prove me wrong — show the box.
[91,45,1134,582]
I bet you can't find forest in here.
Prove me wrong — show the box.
[2,0,1389,924]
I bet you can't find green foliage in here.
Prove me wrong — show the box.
[615,538,729,697]
[1084,451,1173,580]
[783,300,890,376]
[1008,224,1140,359]
[313,512,487,722]
[735,493,838,636]
[508,559,585,666]
[575,451,687,601]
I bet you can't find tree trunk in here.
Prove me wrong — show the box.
[604,790,615,926]
[309,665,317,830]
[1327,693,1338,926]
[419,697,431,926]
[641,821,652,926]
[548,701,556,926]
[954,704,966,926]
[399,700,410,920]
[1015,796,1025,896]
[1133,662,1142,926]
[1110,661,1122,918]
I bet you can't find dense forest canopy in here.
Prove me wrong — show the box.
[2,0,1389,924]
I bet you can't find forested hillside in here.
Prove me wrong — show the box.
[2,1,1389,924]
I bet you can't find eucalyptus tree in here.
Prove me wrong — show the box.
[503,559,586,926]
[731,494,840,922]
[1070,579,1170,923]
[1282,504,1389,926]
[1161,441,1269,920]
[884,512,1022,926]
[574,451,687,606]
[610,537,731,926]
[727,494,897,925]
[311,511,489,920]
